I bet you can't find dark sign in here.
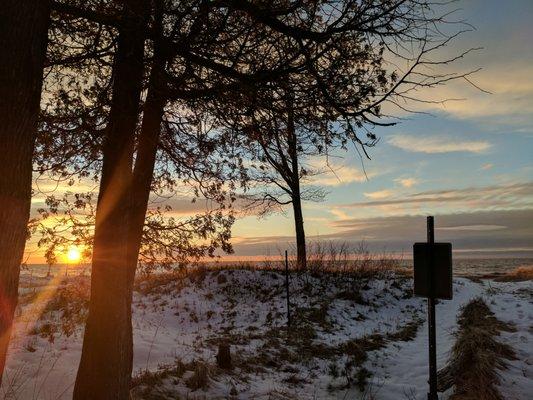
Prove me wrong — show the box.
[413,242,452,300]
[415,216,452,400]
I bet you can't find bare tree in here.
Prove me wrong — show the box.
[229,93,330,270]
[215,0,480,270]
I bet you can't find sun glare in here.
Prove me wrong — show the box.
[66,246,81,263]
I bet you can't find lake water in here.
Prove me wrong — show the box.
[21,258,533,279]
[423,257,532,277]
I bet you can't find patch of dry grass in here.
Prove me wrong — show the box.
[134,269,188,296]
[29,276,90,341]
[303,241,408,278]
[386,317,424,342]
[184,361,210,391]
[216,241,409,280]
[437,298,516,399]
[341,334,386,363]
[131,359,214,399]
[128,242,409,308]
[495,265,533,282]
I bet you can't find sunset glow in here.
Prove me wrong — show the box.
[66,246,81,263]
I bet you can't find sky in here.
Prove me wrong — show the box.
[26,0,533,263]
[229,0,533,259]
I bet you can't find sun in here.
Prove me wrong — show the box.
[66,246,81,263]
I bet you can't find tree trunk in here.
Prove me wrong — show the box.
[291,193,307,270]
[123,15,167,360]
[286,95,306,270]
[0,0,50,383]
[73,1,147,398]
[126,2,166,283]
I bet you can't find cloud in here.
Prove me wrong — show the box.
[30,178,99,205]
[364,189,394,200]
[425,63,533,124]
[310,165,379,186]
[329,208,351,221]
[230,209,533,257]
[388,134,492,154]
[339,182,533,212]
[329,209,531,235]
[395,177,419,188]
[326,209,533,253]
[436,225,506,231]
[383,61,533,130]
[481,163,494,171]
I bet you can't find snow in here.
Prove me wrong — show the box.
[372,279,485,399]
[486,280,533,399]
[2,268,531,399]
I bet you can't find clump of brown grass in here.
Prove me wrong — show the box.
[134,269,187,296]
[184,361,210,391]
[30,276,90,341]
[131,359,212,398]
[386,317,424,342]
[303,241,406,278]
[341,333,386,361]
[130,368,175,400]
[131,360,187,388]
[29,322,57,342]
[495,265,533,282]
[437,298,516,399]
[332,333,387,391]
[295,301,331,330]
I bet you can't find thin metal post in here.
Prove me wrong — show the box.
[285,250,291,328]
[427,216,438,400]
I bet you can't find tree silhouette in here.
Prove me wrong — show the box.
[0,0,50,382]
[4,0,480,396]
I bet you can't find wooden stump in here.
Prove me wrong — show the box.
[216,343,232,369]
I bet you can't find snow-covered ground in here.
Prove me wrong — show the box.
[2,268,531,399]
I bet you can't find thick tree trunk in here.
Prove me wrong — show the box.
[0,0,50,383]
[126,4,166,282]
[124,75,165,323]
[123,37,167,373]
[73,1,147,398]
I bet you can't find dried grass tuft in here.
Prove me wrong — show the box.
[437,298,516,399]
[29,276,90,341]
[131,358,212,398]
[134,270,187,296]
[495,265,533,282]
[185,361,210,391]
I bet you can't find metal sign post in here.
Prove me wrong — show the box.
[285,250,291,328]
[413,216,453,400]
[426,217,438,400]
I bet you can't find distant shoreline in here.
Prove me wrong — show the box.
[20,257,533,280]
